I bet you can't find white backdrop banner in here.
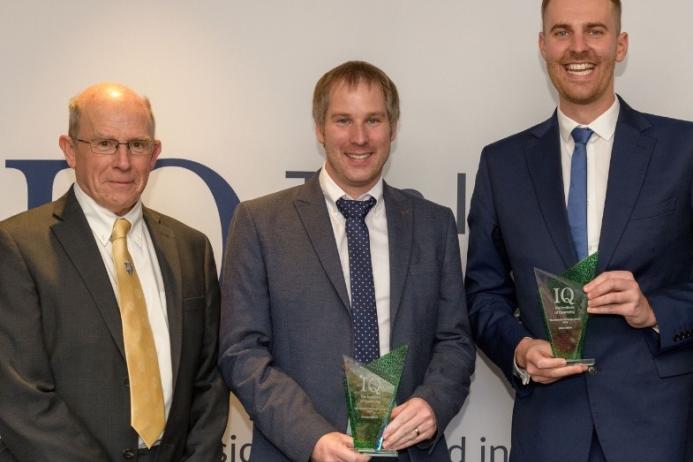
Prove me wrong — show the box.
[2,2,693,461]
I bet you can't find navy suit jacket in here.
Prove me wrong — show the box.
[218,173,475,461]
[466,98,693,462]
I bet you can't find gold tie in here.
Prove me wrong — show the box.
[111,218,165,448]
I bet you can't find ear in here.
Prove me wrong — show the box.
[149,140,162,170]
[315,123,325,145]
[390,122,398,142]
[538,31,547,60]
[616,32,628,63]
[59,135,77,168]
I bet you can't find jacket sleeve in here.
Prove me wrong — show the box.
[0,226,109,462]
[465,150,533,387]
[181,237,229,461]
[217,203,336,462]
[410,208,476,441]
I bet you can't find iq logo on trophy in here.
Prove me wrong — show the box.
[534,253,599,366]
[343,345,408,457]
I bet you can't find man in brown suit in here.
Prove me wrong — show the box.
[0,83,228,461]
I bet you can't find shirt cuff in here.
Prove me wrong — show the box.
[512,356,531,386]
[512,337,533,386]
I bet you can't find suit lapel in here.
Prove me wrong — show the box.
[384,184,413,325]
[294,174,351,312]
[526,114,578,268]
[597,99,655,272]
[50,189,126,358]
[144,208,183,392]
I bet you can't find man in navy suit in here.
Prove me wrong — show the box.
[466,0,693,461]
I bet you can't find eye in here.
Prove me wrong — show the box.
[367,117,382,125]
[588,28,605,36]
[96,138,116,148]
[553,29,569,38]
[335,117,350,125]
[130,140,146,149]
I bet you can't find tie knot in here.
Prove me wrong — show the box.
[336,197,376,220]
[571,126,593,145]
[111,218,132,242]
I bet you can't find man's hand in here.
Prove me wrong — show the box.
[381,397,436,451]
[310,432,371,462]
[515,338,587,384]
[584,270,656,328]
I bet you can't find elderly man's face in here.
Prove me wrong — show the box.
[317,80,395,198]
[540,0,627,118]
[60,89,160,216]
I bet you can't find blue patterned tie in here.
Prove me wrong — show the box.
[567,127,593,260]
[336,197,380,363]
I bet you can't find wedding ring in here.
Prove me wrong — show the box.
[414,427,420,437]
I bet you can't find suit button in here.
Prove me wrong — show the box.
[122,449,136,459]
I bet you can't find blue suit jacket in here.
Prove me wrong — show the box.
[466,98,693,462]
[219,174,475,461]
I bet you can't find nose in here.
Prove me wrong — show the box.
[569,32,588,54]
[112,143,132,170]
[350,123,368,145]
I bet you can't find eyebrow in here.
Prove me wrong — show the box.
[550,21,609,32]
[329,111,387,118]
[584,22,608,29]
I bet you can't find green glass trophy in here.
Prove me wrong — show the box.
[534,253,599,366]
[343,345,408,457]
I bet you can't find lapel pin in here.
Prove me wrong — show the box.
[124,261,134,275]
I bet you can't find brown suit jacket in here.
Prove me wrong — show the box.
[0,187,228,462]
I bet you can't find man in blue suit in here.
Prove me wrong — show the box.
[466,0,693,461]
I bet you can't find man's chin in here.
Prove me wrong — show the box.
[100,197,137,216]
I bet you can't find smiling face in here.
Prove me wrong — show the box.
[540,0,628,123]
[59,84,161,216]
[316,79,395,197]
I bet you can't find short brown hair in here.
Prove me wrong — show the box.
[542,0,622,32]
[312,60,400,128]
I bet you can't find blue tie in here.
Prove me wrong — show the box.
[567,127,593,260]
[336,197,380,363]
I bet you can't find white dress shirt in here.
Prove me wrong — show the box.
[73,184,172,446]
[319,166,391,356]
[558,97,620,255]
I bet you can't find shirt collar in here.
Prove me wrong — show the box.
[557,97,620,144]
[318,163,384,208]
[73,182,145,248]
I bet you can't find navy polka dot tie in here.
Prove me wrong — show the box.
[336,196,380,363]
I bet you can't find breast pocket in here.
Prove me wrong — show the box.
[183,295,205,311]
[630,197,677,221]
[181,296,205,355]
[408,263,438,276]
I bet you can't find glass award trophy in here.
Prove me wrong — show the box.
[534,253,599,366]
[343,345,408,457]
